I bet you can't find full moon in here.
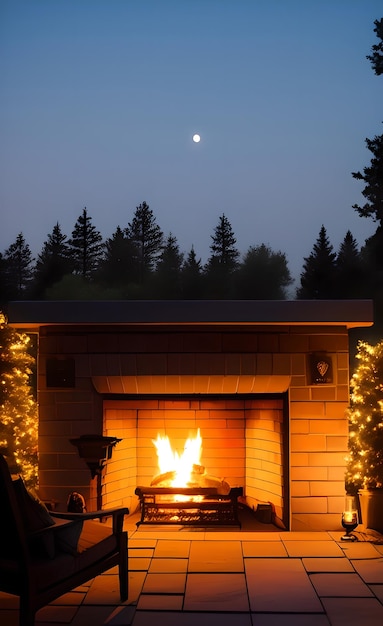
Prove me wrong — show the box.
[192,134,201,143]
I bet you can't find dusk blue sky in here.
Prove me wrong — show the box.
[1,0,382,287]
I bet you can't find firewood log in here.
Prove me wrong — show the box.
[150,471,176,486]
[199,474,231,495]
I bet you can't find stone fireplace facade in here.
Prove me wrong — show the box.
[7,299,373,531]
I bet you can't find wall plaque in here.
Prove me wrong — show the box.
[309,353,333,384]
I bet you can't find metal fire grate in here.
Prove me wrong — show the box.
[135,486,243,527]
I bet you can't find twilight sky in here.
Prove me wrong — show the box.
[1,0,382,286]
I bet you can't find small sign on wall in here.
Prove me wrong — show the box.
[46,357,75,388]
[309,353,333,384]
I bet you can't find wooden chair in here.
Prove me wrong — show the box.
[0,454,129,626]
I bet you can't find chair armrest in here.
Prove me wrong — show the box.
[51,507,129,534]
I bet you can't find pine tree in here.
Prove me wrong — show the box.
[205,214,239,298]
[126,201,164,283]
[0,312,38,486]
[296,225,337,299]
[98,226,138,288]
[3,233,34,298]
[367,18,383,75]
[181,247,204,298]
[33,223,73,296]
[353,19,383,224]
[207,214,239,270]
[352,133,383,284]
[351,20,383,315]
[235,244,292,299]
[346,339,383,492]
[69,208,104,279]
[352,133,383,226]
[154,233,184,298]
[335,231,367,298]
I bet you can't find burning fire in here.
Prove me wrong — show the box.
[152,428,202,487]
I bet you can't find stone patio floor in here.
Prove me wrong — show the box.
[1,516,383,626]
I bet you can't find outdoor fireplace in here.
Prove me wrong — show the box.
[7,298,374,531]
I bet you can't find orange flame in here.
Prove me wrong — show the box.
[152,429,202,487]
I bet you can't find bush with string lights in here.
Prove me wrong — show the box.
[346,339,383,493]
[0,312,38,487]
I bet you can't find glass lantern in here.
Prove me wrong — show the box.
[341,495,359,541]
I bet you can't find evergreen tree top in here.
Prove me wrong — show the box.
[69,207,104,279]
[208,214,239,268]
[367,18,383,75]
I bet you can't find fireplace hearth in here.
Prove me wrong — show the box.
[135,486,243,526]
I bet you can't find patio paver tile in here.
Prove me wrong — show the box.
[137,594,183,610]
[129,557,152,571]
[104,605,136,625]
[282,540,344,557]
[251,614,331,626]
[134,530,196,541]
[85,571,146,605]
[188,540,243,572]
[128,539,157,549]
[132,611,252,626]
[153,539,190,558]
[128,548,154,558]
[339,542,383,559]
[142,572,186,594]
[309,573,374,597]
[302,557,354,572]
[369,584,383,602]
[148,557,188,573]
[83,574,124,605]
[281,532,331,541]
[184,573,249,611]
[351,558,383,583]
[49,591,87,605]
[35,604,79,623]
[242,540,288,557]
[321,597,383,626]
[235,531,283,541]
[203,531,243,540]
[245,558,323,613]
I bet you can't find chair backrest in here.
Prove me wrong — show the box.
[0,454,29,562]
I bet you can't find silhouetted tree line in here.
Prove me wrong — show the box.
[0,202,378,305]
[0,20,382,313]
[0,205,295,302]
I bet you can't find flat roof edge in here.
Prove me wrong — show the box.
[5,299,374,328]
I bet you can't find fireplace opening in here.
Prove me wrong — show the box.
[102,394,289,529]
[135,428,242,526]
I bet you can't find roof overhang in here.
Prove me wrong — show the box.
[5,299,374,331]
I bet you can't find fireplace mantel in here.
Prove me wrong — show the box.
[92,374,291,395]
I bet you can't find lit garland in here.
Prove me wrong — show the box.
[0,312,38,486]
[345,339,383,492]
